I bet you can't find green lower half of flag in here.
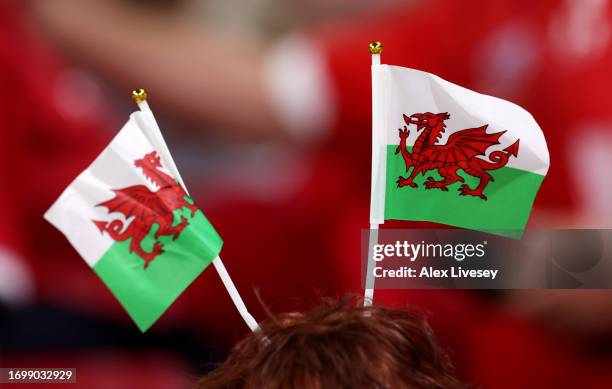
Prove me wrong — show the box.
[384,146,544,238]
[92,207,222,332]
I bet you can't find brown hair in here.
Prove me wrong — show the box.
[198,298,466,388]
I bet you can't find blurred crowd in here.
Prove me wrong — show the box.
[1,0,612,387]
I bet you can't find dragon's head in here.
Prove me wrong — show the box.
[404,112,450,144]
[134,151,176,189]
[405,112,450,128]
[135,151,162,171]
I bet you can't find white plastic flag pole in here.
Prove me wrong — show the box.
[364,42,384,306]
[131,89,259,332]
[211,255,259,331]
[364,222,379,304]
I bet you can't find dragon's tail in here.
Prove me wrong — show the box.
[93,219,133,241]
[478,139,520,171]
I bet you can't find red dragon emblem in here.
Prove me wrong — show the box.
[93,151,198,268]
[395,112,520,200]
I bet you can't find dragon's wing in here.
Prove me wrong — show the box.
[420,125,504,169]
[97,185,160,218]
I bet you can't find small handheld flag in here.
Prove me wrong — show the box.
[365,42,549,303]
[45,90,258,332]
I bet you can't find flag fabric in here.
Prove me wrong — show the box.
[45,111,222,331]
[370,65,549,237]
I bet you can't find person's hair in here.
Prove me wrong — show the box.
[197,297,466,388]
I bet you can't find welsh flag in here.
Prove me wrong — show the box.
[370,65,549,237]
[45,107,222,331]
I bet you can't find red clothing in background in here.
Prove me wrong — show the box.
[0,3,117,313]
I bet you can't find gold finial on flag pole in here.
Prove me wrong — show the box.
[369,41,383,54]
[131,88,148,104]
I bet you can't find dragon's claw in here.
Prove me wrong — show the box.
[153,242,164,253]
[397,176,418,188]
[458,184,487,200]
[141,242,164,269]
[172,217,189,240]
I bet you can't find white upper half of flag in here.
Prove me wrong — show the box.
[373,65,550,175]
[44,111,181,267]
